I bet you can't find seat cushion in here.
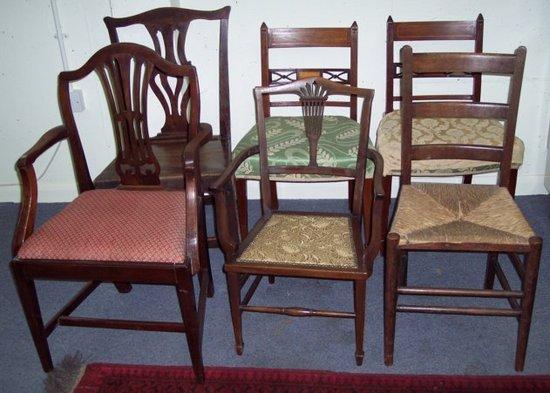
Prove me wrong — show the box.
[376,110,524,176]
[17,189,187,264]
[234,116,374,181]
[237,213,357,268]
[390,183,534,247]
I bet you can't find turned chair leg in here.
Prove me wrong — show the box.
[11,264,53,372]
[175,267,205,383]
[384,233,400,366]
[354,279,366,365]
[362,179,374,245]
[227,271,244,355]
[398,252,408,287]
[236,179,248,239]
[484,252,498,289]
[515,237,542,371]
[380,176,393,256]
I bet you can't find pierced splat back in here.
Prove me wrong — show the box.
[298,83,329,166]
[104,7,231,151]
[58,43,200,191]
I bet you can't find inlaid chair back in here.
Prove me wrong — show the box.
[386,15,484,114]
[261,23,358,119]
[254,77,374,215]
[399,46,527,188]
[58,43,200,190]
[104,6,230,151]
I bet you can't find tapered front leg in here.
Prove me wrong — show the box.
[384,233,400,366]
[354,279,366,365]
[227,271,244,355]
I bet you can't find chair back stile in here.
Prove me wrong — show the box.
[253,78,374,216]
[386,15,484,114]
[399,46,527,187]
[57,43,200,192]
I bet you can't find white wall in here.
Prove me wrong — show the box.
[0,0,548,202]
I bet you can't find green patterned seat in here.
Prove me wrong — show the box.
[234,116,374,181]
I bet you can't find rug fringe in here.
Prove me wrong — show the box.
[44,352,87,393]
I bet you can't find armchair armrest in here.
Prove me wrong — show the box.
[363,147,385,266]
[183,125,213,273]
[12,125,68,256]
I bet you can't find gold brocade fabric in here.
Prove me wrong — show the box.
[237,213,357,268]
[391,183,535,247]
[376,110,524,176]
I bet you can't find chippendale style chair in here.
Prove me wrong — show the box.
[233,23,375,239]
[11,44,211,382]
[97,6,231,248]
[385,46,542,371]
[376,15,525,250]
[212,78,384,365]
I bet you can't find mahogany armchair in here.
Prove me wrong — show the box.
[212,78,384,365]
[97,6,231,248]
[384,46,542,371]
[376,15,525,250]
[232,23,376,240]
[11,43,211,382]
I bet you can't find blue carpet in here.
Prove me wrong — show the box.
[1,196,549,391]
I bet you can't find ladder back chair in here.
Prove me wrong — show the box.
[385,46,542,371]
[233,23,375,239]
[212,77,384,365]
[97,6,231,249]
[11,43,212,382]
[376,15,525,251]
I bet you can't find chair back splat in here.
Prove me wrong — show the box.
[58,43,200,190]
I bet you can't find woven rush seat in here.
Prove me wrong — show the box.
[17,189,186,264]
[234,116,374,181]
[376,110,525,176]
[237,213,357,268]
[390,183,534,247]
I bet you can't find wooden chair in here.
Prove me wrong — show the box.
[211,78,384,365]
[376,15,525,250]
[233,23,375,239]
[10,43,211,382]
[384,46,542,371]
[97,6,231,248]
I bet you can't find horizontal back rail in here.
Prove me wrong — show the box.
[267,27,352,48]
[411,144,503,162]
[412,52,517,74]
[392,20,477,41]
[412,102,509,119]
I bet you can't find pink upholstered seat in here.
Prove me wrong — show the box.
[17,189,186,264]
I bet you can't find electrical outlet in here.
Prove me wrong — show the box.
[70,89,85,113]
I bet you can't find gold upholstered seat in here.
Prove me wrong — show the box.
[237,213,357,268]
[390,183,534,247]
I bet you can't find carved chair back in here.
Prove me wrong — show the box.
[260,23,358,119]
[386,15,484,114]
[104,6,230,154]
[253,78,374,216]
[58,43,200,191]
[399,46,527,188]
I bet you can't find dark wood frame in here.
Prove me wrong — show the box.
[235,23,364,239]
[10,43,213,382]
[384,46,542,371]
[376,15,522,252]
[212,77,384,365]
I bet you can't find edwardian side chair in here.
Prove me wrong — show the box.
[11,44,211,382]
[212,78,384,365]
[375,15,525,250]
[233,23,375,239]
[384,46,542,371]
[96,6,231,248]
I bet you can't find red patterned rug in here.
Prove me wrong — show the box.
[70,364,550,392]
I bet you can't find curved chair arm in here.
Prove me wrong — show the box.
[363,147,385,267]
[183,125,213,273]
[210,145,260,256]
[12,125,68,256]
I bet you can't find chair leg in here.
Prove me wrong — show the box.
[348,180,355,211]
[384,233,400,366]
[463,174,473,184]
[508,168,518,197]
[515,238,542,371]
[380,176,393,256]
[398,252,408,287]
[227,271,244,355]
[113,282,132,293]
[10,264,53,372]
[269,180,279,209]
[354,279,366,366]
[199,197,214,298]
[235,179,248,239]
[362,179,374,245]
[175,268,205,383]
[484,252,498,289]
